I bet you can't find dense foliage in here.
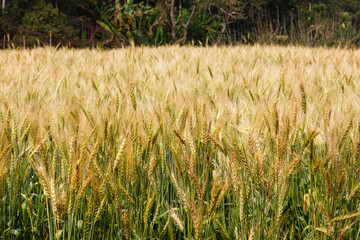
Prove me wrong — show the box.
[1,0,360,46]
[20,0,77,39]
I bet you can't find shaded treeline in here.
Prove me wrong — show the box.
[1,1,360,47]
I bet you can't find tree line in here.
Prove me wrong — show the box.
[1,0,360,47]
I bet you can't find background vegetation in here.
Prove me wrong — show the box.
[0,46,360,239]
[1,0,360,47]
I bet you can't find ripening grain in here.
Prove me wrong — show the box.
[0,46,360,239]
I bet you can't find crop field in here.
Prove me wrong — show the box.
[0,46,360,239]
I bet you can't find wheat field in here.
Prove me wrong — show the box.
[0,45,360,239]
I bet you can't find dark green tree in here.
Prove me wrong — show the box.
[21,0,78,39]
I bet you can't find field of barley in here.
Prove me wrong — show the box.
[0,45,360,239]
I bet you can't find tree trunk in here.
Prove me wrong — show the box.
[215,15,228,45]
[179,0,198,44]
[2,0,5,13]
[170,0,177,41]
